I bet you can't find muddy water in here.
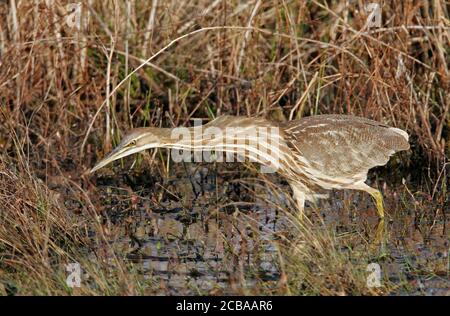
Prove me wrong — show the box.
[93,164,448,295]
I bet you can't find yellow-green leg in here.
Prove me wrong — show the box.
[374,218,385,244]
[370,218,387,253]
[369,189,385,219]
[353,182,385,219]
[353,183,387,252]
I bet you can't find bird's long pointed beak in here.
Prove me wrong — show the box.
[90,146,127,173]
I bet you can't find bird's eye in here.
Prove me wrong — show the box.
[129,140,137,147]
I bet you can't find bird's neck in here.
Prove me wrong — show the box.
[162,125,285,169]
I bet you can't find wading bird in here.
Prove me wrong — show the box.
[91,115,409,218]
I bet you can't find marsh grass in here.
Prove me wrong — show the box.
[0,0,448,295]
[0,153,447,295]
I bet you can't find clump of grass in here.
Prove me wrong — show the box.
[0,156,83,294]
[277,217,388,295]
[0,153,151,295]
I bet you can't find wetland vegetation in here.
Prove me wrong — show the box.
[0,1,448,295]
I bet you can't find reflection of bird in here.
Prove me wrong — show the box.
[91,115,410,218]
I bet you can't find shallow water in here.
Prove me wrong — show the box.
[89,163,448,295]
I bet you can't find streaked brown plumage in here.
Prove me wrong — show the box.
[91,114,410,218]
[278,115,409,216]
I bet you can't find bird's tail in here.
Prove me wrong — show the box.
[389,127,410,151]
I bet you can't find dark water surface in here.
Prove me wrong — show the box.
[88,164,448,295]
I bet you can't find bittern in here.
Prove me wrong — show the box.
[91,115,410,218]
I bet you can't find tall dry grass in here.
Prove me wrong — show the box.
[0,1,448,169]
[0,149,147,295]
[0,0,448,295]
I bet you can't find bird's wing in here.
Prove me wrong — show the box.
[206,115,275,129]
[282,115,409,181]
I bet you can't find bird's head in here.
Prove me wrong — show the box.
[90,128,168,173]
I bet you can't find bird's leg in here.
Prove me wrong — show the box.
[371,190,385,219]
[375,218,385,243]
[370,218,387,255]
[353,182,385,219]
[290,182,306,220]
[368,189,385,219]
